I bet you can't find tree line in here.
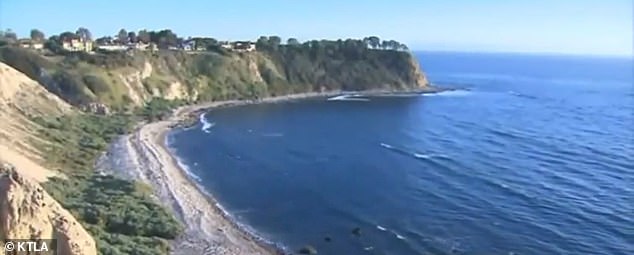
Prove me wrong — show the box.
[255,35,409,52]
[0,27,410,52]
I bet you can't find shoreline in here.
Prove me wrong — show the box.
[124,92,344,255]
[104,88,448,254]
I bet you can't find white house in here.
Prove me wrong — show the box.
[17,39,44,50]
[96,45,128,51]
[219,41,256,52]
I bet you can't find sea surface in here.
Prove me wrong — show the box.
[168,52,633,255]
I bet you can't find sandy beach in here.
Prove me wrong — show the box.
[97,92,344,255]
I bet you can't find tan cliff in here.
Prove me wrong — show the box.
[0,47,430,112]
[0,63,95,254]
[0,62,70,182]
[409,54,430,88]
[0,163,97,255]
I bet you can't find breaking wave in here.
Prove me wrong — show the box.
[327,94,371,101]
[199,112,216,133]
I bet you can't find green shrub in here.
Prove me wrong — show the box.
[83,75,111,95]
[137,97,183,121]
[35,113,182,255]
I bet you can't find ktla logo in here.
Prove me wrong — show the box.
[3,239,55,254]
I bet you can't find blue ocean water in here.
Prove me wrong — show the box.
[168,52,634,255]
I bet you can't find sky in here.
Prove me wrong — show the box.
[0,0,631,56]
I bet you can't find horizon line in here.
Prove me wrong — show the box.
[412,49,634,59]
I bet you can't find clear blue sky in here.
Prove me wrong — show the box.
[1,0,631,56]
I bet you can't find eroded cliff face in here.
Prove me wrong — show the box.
[0,63,94,254]
[0,62,70,182]
[0,47,430,112]
[408,54,430,88]
[0,163,97,255]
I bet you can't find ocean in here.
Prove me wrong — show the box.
[167,52,633,255]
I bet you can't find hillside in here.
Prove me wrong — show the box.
[0,44,429,112]
[0,43,430,255]
[0,61,71,182]
[0,62,182,255]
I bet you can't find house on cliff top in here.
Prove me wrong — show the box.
[220,41,256,52]
[17,39,44,50]
[62,38,93,52]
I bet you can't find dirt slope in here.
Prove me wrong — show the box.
[0,61,71,182]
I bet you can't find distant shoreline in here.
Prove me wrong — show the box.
[123,88,447,254]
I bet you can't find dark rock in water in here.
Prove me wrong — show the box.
[298,245,318,254]
[324,236,331,242]
[352,227,361,237]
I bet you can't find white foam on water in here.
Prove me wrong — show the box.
[423,90,471,97]
[376,225,387,231]
[380,143,394,149]
[199,112,215,133]
[327,95,350,101]
[395,233,406,240]
[175,157,202,182]
[413,153,431,159]
[327,94,370,101]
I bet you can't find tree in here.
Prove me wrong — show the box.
[127,31,137,43]
[45,35,62,52]
[48,35,60,42]
[367,36,380,49]
[95,36,113,45]
[1,29,17,42]
[137,29,150,43]
[76,27,92,41]
[387,40,400,50]
[381,40,389,50]
[269,36,282,48]
[59,31,77,41]
[256,36,269,50]
[287,38,300,46]
[156,29,178,47]
[117,29,128,43]
[191,37,218,50]
[30,29,45,42]
[362,37,370,47]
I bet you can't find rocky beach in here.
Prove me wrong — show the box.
[95,92,348,255]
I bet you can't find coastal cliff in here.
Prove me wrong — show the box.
[0,44,429,112]
[0,164,97,255]
[0,42,430,255]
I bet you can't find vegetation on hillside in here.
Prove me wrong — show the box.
[34,114,183,255]
[0,27,428,255]
[137,97,186,121]
[0,36,425,111]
